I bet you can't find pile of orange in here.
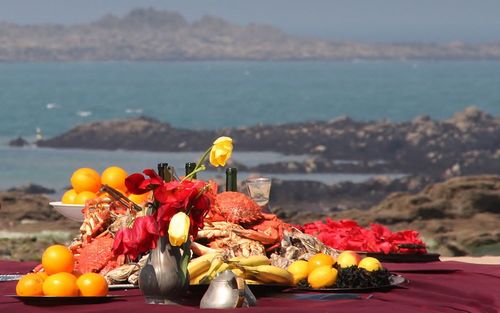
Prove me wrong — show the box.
[61,166,151,206]
[16,244,108,297]
[61,166,150,205]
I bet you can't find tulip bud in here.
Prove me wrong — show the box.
[209,136,233,167]
[168,212,190,246]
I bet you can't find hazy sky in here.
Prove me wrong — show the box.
[1,0,499,42]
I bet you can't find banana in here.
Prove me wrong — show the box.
[246,265,293,285]
[199,256,224,284]
[187,253,218,278]
[190,252,220,264]
[244,279,263,285]
[228,255,271,267]
[231,268,245,278]
[188,259,211,279]
[190,269,209,285]
[214,263,230,276]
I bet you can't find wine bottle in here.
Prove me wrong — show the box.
[157,163,172,182]
[185,162,197,179]
[225,167,238,191]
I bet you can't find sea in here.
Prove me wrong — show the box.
[1,61,499,193]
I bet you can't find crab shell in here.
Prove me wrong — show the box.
[208,192,263,224]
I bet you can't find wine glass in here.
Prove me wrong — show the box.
[245,177,272,212]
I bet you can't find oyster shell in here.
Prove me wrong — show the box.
[270,227,340,268]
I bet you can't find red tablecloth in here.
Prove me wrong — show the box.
[1,260,499,313]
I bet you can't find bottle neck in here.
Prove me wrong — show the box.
[157,163,172,182]
[185,162,197,179]
[225,167,238,192]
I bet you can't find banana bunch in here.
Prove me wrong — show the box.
[188,254,293,286]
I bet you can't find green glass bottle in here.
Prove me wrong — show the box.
[225,167,238,191]
[185,162,197,179]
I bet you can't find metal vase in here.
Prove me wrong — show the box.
[138,236,188,304]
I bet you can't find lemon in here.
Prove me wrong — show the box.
[307,253,335,273]
[358,257,383,271]
[287,260,310,285]
[307,265,338,289]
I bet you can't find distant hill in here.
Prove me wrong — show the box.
[1,8,500,61]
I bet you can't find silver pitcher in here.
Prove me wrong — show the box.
[200,270,257,309]
[138,236,188,304]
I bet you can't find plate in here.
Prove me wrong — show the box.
[49,201,84,221]
[189,283,292,296]
[363,252,440,263]
[6,295,122,305]
[108,284,138,290]
[292,274,407,293]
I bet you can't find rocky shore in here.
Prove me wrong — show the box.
[35,106,500,179]
[1,175,499,260]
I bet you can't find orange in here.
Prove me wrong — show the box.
[76,273,108,296]
[70,168,101,193]
[287,260,310,285]
[74,191,97,205]
[42,272,79,296]
[61,189,78,204]
[42,244,74,275]
[308,265,338,289]
[128,191,152,206]
[307,253,336,273]
[16,273,44,296]
[36,272,49,281]
[101,166,128,193]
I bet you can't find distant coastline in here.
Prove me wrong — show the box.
[1,8,500,62]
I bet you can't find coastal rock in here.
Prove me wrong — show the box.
[7,184,55,194]
[36,107,500,179]
[8,137,29,147]
[38,116,216,151]
[0,189,81,261]
[269,175,435,212]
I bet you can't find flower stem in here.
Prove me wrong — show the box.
[182,146,212,182]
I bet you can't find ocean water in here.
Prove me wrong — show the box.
[1,61,499,139]
[1,61,499,190]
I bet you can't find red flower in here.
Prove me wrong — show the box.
[113,215,159,259]
[125,169,164,195]
[114,171,215,258]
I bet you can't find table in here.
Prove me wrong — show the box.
[1,260,499,313]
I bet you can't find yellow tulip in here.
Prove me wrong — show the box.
[168,212,190,246]
[209,136,233,167]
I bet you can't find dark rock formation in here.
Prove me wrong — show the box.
[38,116,215,151]
[7,184,55,194]
[269,175,435,212]
[8,137,29,147]
[38,107,500,178]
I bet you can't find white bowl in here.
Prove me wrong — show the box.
[49,201,85,222]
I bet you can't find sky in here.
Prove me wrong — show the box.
[1,0,499,43]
